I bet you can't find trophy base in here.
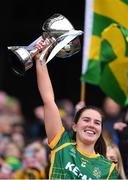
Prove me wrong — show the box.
[8,47,33,76]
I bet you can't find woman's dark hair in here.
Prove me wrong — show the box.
[73,106,106,157]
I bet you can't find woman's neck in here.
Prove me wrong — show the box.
[76,140,96,155]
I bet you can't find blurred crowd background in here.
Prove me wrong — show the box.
[0,0,128,179]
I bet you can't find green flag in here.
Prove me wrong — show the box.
[82,0,128,106]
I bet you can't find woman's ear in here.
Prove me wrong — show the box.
[72,122,77,132]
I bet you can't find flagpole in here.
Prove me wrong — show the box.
[80,82,85,101]
[80,0,94,101]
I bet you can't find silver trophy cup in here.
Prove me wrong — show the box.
[8,14,83,76]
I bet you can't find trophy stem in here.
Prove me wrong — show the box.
[30,35,56,58]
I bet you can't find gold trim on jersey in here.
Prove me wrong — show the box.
[76,145,100,158]
[49,126,65,149]
[49,142,76,178]
[106,162,116,180]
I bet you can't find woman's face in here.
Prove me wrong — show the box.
[106,146,120,172]
[73,109,102,145]
[106,147,118,163]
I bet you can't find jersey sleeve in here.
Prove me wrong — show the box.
[48,126,75,150]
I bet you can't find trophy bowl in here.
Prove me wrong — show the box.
[42,13,74,36]
[42,13,81,58]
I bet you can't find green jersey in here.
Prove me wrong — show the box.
[49,127,118,179]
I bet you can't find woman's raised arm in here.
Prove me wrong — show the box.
[36,59,63,143]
